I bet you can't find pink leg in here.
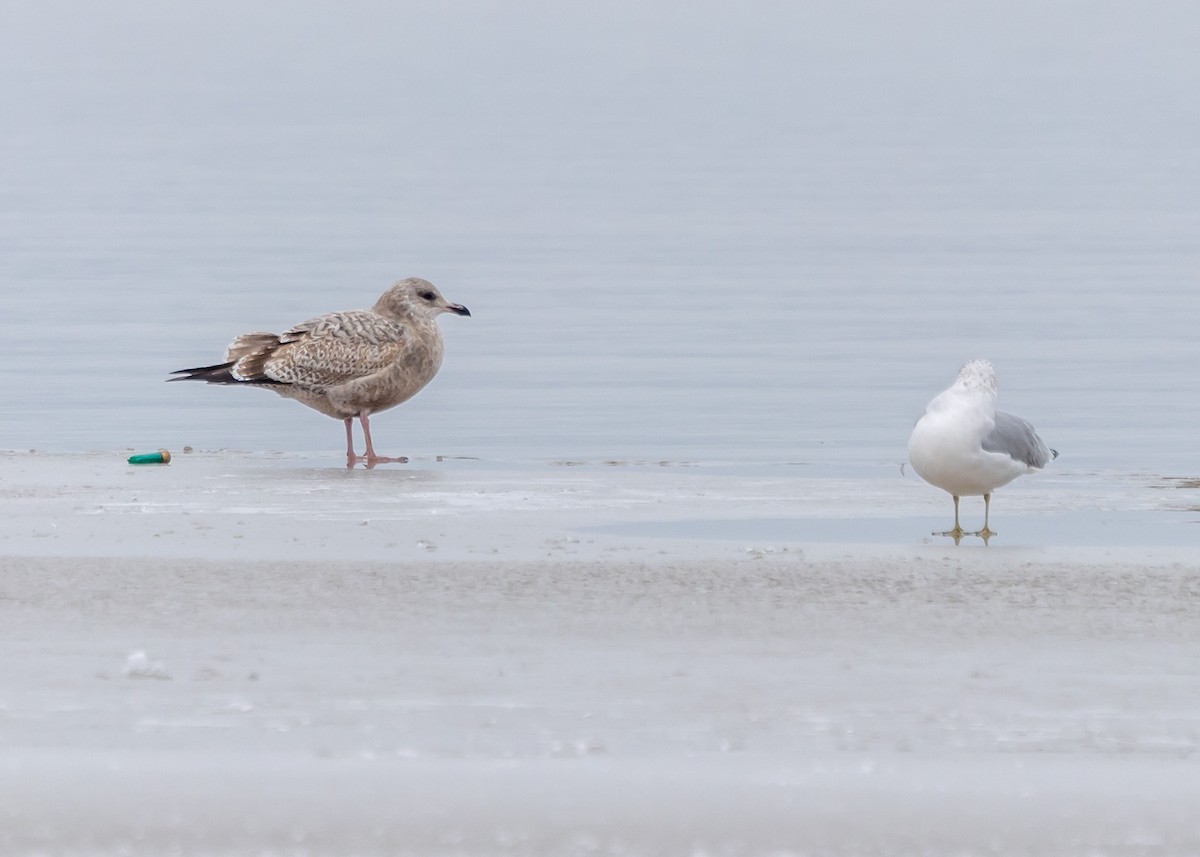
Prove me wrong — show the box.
[344,418,356,459]
[359,411,407,465]
[360,412,378,460]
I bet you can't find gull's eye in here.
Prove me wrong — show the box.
[419,291,435,301]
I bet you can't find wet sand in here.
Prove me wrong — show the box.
[2,452,1199,855]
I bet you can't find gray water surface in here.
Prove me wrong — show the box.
[2,2,1198,476]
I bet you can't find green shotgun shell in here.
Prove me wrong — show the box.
[128,449,172,465]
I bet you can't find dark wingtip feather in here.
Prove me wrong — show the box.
[1050,448,1060,460]
[168,361,290,386]
[167,361,239,384]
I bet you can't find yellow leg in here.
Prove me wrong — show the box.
[935,495,966,544]
[974,493,996,543]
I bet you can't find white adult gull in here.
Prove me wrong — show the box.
[170,277,470,465]
[908,359,1057,542]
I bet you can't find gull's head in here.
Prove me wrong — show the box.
[954,359,998,396]
[376,277,471,321]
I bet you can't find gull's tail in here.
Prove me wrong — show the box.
[168,362,283,386]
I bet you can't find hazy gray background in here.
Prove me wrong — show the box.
[2,1,1197,470]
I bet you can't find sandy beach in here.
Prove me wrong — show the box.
[2,452,1198,855]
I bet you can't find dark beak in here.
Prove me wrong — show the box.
[449,303,471,317]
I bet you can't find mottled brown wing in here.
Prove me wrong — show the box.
[259,311,409,389]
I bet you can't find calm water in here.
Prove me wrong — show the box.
[2,2,1198,473]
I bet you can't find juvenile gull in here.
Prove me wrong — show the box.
[170,277,470,465]
[908,359,1056,543]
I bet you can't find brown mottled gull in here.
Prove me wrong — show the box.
[170,277,471,464]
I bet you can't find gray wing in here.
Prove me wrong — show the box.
[982,411,1055,469]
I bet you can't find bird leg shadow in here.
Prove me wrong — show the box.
[347,453,410,470]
